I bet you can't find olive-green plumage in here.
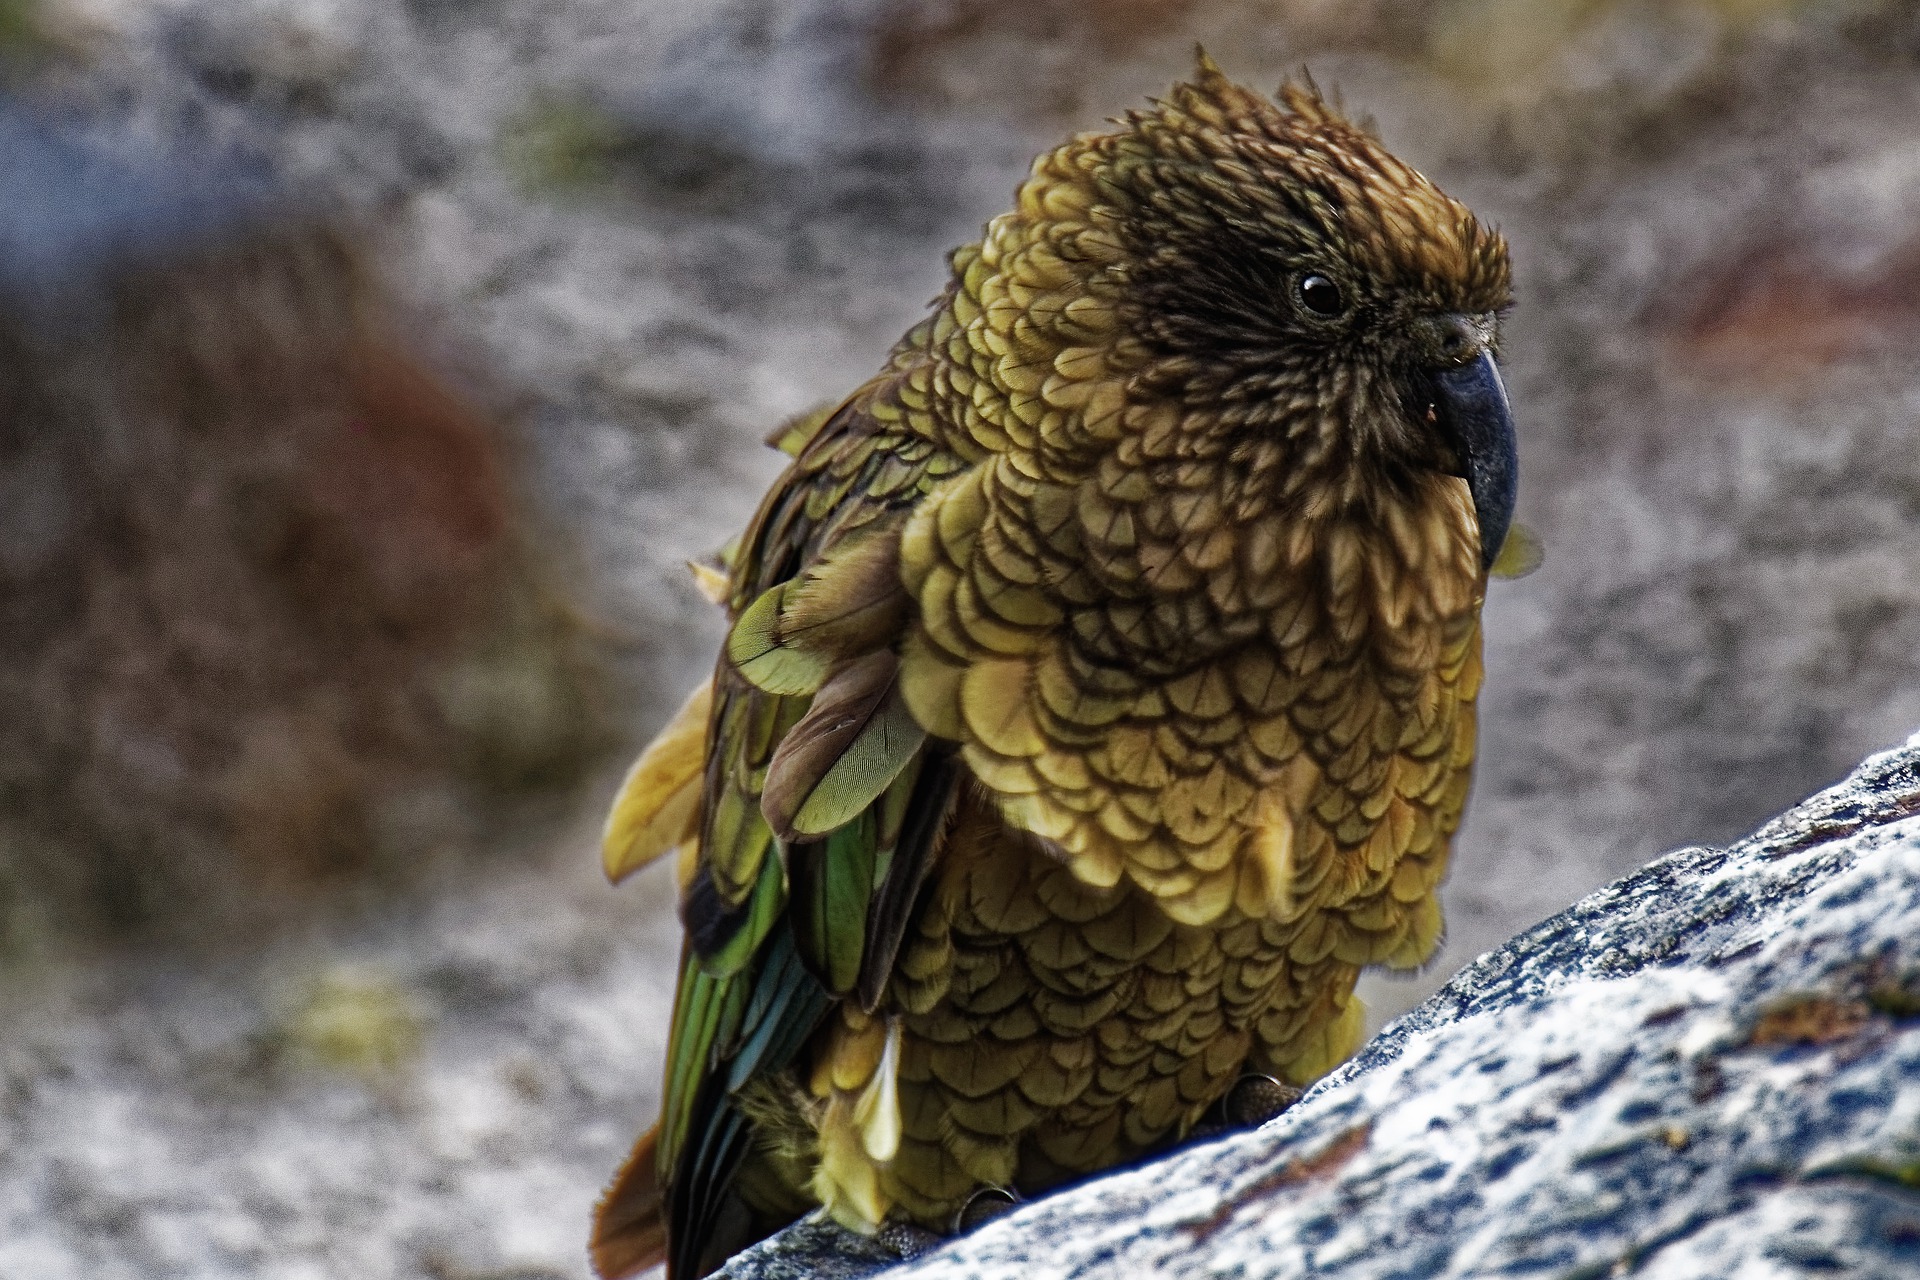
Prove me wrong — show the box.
[592,56,1515,1280]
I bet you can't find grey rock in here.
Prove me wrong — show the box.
[720,732,1920,1278]
[714,1216,927,1280]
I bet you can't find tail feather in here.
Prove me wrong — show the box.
[592,1124,669,1280]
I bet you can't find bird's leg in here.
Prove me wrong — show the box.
[951,1185,1025,1234]
[1188,1073,1305,1143]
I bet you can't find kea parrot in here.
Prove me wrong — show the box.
[591,55,1519,1280]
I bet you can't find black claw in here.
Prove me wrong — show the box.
[952,1186,1023,1234]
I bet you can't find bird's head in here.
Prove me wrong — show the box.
[962,54,1516,574]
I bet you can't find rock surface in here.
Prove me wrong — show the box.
[720,732,1920,1278]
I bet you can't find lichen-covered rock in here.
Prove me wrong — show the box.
[719,732,1920,1278]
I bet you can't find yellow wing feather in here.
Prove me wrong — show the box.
[603,680,713,883]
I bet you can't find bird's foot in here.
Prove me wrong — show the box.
[1222,1073,1305,1127]
[1189,1073,1305,1142]
[951,1185,1024,1235]
[876,1221,942,1261]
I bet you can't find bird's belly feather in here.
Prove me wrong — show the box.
[785,740,1462,1230]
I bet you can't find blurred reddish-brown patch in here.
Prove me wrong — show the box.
[1664,237,1920,388]
[328,331,514,622]
[0,226,609,940]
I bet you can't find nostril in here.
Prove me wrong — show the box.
[1421,313,1490,367]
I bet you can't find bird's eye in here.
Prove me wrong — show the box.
[1298,274,1343,317]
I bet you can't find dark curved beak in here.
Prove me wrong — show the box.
[1431,351,1518,574]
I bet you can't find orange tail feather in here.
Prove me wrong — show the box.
[591,1123,669,1279]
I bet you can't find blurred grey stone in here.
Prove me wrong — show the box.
[719,732,1920,1278]
[0,100,286,326]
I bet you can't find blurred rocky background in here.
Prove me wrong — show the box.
[4,0,1920,1275]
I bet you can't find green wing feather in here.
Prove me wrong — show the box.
[788,748,928,996]
[727,585,831,696]
[653,386,971,1277]
[761,651,926,841]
